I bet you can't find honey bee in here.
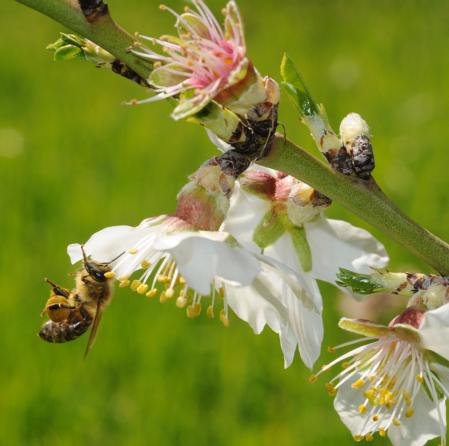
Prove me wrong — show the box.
[39,247,119,356]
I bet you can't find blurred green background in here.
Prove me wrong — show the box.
[1,0,449,445]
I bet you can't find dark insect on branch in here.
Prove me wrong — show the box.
[78,0,109,23]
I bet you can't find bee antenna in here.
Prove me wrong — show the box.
[80,244,89,265]
[105,251,126,265]
[45,278,58,288]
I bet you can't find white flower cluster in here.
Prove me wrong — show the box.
[51,1,448,445]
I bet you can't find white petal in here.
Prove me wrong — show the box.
[334,375,387,437]
[388,391,446,446]
[67,225,152,264]
[224,272,287,335]
[420,303,449,361]
[224,271,298,368]
[305,218,389,285]
[265,234,323,368]
[154,231,261,295]
[430,363,449,395]
[222,183,270,252]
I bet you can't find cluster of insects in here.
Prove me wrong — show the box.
[39,247,119,356]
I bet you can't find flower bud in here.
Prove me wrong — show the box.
[175,164,235,231]
[339,113,374,179]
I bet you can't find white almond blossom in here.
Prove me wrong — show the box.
[311,305,449,445]
[67,215,321,366]
[222,165,388,290]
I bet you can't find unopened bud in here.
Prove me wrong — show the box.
[340,113,374,180]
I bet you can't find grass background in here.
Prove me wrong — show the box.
[1,0,449,444]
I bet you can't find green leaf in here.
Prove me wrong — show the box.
[253,210,285,249]
[280,53,318,116]
[288,226,312,272]
[53,45,84,61]
[336,268,385,295]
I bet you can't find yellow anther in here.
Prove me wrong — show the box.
[353,435,363,442]
[165,288,175,299]
[416,374,424,383]
[363,389,375,400]
[207,305,214,319]
[176,296,187,308]
[308,375,318,384]
[157,275,167,283]
[372,415,379,422]
[325,383,336,397]
[393,418,401,427]
[141,260,151,269]
[342,361,351,369]
[219,309,229,327]
[193,303,202,316]
[104,271,115,279]
[119,279,130,288]
[128,248,138,255]
[403,391,412,406]
[186,305,196,319]
[358,404,367,414]
[368,376,375,383]
[131,280,141,291]
[352,379,366,389]
[178,277,186,285]
[137,284,149,295]
[159,4,167,11]
[146,289,157,298]
[379,429,386,437]
[365,433,374,442]
[327,346,336,353]
[405,407,414,418]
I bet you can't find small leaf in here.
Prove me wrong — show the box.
[336,268,385,295]
[280,53,318,116]
[53,45,84,62]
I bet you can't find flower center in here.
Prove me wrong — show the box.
[310,336,430,441]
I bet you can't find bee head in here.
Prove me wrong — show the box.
[80,245,123,282]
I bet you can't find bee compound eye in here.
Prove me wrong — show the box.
[86,263,106,282]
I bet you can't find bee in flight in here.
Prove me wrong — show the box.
[39,247,120,356]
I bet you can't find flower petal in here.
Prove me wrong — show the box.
[388,391,446,446]
[222,183,270,252]
[67,224,155,264]
[224,270,298,368]
[154,231,261,295]
[419,303,449,361]
[305,218,389,286]
[265,234,323,368]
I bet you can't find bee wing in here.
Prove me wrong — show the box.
[84,300,104,358]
